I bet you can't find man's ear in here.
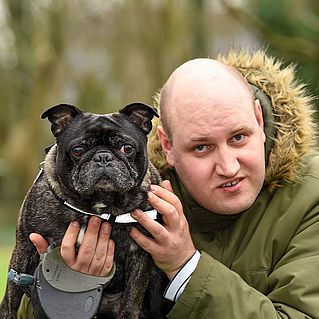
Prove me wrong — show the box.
[41,104,82,137]
[254,99,266,143]
[157,126,175,167]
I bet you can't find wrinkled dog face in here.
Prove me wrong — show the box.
[56,114,147,195]
[42,103,158,199]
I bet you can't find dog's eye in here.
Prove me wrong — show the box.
[120,144,134,155]
[71,146,86,157]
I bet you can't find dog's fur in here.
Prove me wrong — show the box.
[0,103,172,319]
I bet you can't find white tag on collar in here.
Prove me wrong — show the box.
[63,199,158,224]
[101,209,158,223]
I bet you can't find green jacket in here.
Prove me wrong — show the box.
[167,159,319,318]
[146,50,319,318]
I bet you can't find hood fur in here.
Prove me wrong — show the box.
[148,50,318,191]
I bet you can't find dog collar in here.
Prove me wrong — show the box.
[37,166,158,224]
[63,200,158,224]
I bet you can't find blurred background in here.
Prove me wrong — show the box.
[0,0,318,297]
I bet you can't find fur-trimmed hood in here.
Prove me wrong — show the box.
[148,50,318,191]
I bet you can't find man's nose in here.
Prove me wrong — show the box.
[214,147,240,177]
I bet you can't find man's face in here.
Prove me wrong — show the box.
[159,66,266,215]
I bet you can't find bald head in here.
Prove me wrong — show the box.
[160,58,254,138]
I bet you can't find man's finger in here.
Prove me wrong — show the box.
[29,233,49,254]
[88,222,112,276]
[60,220,80,267]
[129,226,159,254]
[101,239,115,277]
[75,217,101,271]
[147,191,182,230]
[161,180,174,193]
[131,209,170,243]
[150,184,184,217]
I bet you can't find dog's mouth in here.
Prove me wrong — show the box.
[92,172,136,193]
[95,177,116,191]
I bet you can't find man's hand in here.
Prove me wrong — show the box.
[130,180,196,280]
[29,216,115,277]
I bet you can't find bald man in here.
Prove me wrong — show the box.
[131,58,266,276]
[18,52,319,318]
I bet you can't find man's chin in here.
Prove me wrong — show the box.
[206,198,254,215]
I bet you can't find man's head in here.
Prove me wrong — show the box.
[158,58,266,215]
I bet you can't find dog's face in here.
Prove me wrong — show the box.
[42,103,158,199]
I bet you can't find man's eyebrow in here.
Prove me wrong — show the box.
[189,136,209,142]
[230,127,245,134]
[189,127,247,141]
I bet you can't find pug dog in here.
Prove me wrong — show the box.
[0,103,172,319]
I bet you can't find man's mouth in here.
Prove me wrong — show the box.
[222,178,242,188]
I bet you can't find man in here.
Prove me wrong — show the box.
[18,50,319,318]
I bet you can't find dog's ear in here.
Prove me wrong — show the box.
[120,103,159,135]
[41,104,83,137]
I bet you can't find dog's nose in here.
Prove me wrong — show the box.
[93,152,113,165]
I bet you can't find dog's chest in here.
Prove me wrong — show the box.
[111,225,138,256]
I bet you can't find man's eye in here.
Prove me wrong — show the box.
[71,146,86,157]
[120,144,134,155]
[231,134,245,143]
[194,145,209,152]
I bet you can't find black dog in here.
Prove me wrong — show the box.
[0,103,172,319]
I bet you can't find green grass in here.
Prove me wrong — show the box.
[0,226,15,300]
[0,245,13,300]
